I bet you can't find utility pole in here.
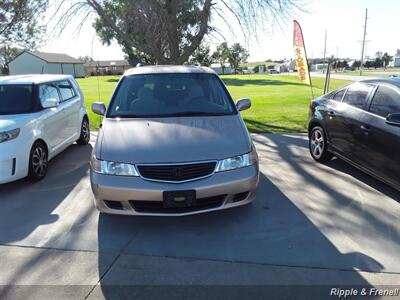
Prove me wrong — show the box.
[323,30,327,73]
[360,8,368,76]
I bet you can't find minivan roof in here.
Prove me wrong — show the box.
[124,65,217,76]
[0,74,73,85]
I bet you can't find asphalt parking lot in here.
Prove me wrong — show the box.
[0,133,399,299]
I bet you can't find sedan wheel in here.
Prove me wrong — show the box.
[28,142,48,181]
[309,126,333,162]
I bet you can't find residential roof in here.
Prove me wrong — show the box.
[0,74,74,85]
[9,51,83,64]
[85,60,130,67]
[124,65,217,76]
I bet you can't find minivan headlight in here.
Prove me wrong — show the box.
[216,148,258,172]
[0,128,20,143]
[91,156,139,176]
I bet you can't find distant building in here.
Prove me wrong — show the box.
[275,60,296,73]
[8,51,85,78]
[389,57,400,68]
[311,63,329,71]
[210,63,234,75]
[85,60,131,76]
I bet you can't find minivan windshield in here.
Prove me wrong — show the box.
[107,73,236,118]
[0,85,34,115]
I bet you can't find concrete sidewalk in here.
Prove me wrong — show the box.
[0,134,399,299]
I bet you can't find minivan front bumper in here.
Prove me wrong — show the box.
[90,165,259,216]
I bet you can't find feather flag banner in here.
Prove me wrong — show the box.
[293,20,312,86]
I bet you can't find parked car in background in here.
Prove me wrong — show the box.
[269,69,280,74]
[308,78,400,190]
[343,66,354,72]
[0,75,90,184]
[90,65,259,216]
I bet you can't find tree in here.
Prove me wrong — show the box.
[382,52,393,70]
[212,42,229,74]
[353,60,361,69]
[189,43,212,66]
[226,43,249,74]
[374,57,383,69]
[375,51,383,59]
[58,0,303,65]
[364,60,373,69]
[0,47,20,75]
[0,1,47,74]
[0,1,47,48]
[78,56,94,63]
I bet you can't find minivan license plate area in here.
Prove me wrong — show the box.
[163,190,196,208]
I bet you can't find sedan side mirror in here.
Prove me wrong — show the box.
[92,102,106,116]
[386,113,400,127]
[42,98,58,109]
[236,98,251,111]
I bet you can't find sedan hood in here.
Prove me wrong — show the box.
[98,115,251,164]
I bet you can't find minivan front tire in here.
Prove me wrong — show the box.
[309,126,333,162]
[28,141,48,181]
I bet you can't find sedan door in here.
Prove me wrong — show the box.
[356,84,400,187]
[324,83,374,161]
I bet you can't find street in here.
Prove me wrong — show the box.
[0,134,399,299]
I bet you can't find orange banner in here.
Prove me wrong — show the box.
[293,20,311,86]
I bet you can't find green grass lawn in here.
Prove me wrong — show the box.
[77,74,350,134]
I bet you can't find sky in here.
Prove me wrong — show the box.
[42,0,400,62]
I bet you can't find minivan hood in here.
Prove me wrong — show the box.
[0,114,32,131]
[98,115,251,164]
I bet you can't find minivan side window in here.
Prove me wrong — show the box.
[332,89,346,101]
[39,83,60,106]
[342,83,372,109]
[369,85,400,118]
[57,80,76,102]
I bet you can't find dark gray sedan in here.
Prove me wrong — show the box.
[308,78,400,191]
[90,66,259,216]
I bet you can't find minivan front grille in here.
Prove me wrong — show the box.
[137,162,216,182]
[129,194,226,214]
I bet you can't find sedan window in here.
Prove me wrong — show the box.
[332,89,346,101]
[342,83,372,110]
[369,85,400,118]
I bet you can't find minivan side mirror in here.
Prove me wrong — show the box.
[236,98,251,111]
[92,102,106,116]
[386,113,400,127]
[42,98,58,109]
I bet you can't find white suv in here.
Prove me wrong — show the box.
[0,74,90,184]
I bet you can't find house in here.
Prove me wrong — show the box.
[8,51,85,78]
[84,60,131,76]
